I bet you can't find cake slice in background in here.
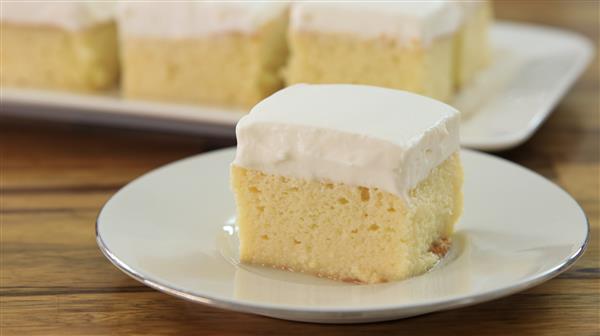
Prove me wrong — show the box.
[0,2,118,91]
[454,1,493,89]
[118,3,289,109]
[231,84,463,284]
[285,3,462,102]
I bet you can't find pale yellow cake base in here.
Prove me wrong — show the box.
[455,3,493,89]
[120,14,288,109]
[0,22,119,91]
[231,153,463,284]
[285,32,455,102]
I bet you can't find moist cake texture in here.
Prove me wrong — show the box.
[118,3,289,109]
[0,3,118,91]
[231,84,463,284]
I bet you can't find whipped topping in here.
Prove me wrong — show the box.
[290,2,462,46]
[233,84,460,198]
[117,2,288,38]
[0,2,115,30]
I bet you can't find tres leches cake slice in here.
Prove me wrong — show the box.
[454,1,493,89]
[285,3,462,102]
[231,84,463,284]
[0,2,118,91]
[118,3,289,109]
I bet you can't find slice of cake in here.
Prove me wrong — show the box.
[0,2,118,91]
[285,3,462,102]
[231,84,463,284]
[118,3,289,109]
[454,1,493,89]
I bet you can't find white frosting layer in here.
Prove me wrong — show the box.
[0,2,114,30]
[118,2,288,38]
[290,1,462,45]
[233,84,460,198]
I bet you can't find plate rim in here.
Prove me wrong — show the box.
[95,147,590,318]
[459,21,595,151]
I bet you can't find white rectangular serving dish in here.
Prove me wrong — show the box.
[0,22,593,151]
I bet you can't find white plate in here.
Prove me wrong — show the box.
[1,21,593,150]
[96,148,588,324]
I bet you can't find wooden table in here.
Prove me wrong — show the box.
[1,2,598,335]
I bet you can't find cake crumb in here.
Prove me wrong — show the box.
[429,238,451,257]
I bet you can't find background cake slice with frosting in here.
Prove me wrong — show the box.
[285,3,462,102]
[0,2,118,91]
[231,84,463,284]
[118,3,289,109]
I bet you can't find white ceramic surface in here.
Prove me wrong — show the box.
[456,22,594,150]
[0,22,594,151]
[96,148,588,323]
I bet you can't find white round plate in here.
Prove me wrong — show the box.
[97,148,588,323]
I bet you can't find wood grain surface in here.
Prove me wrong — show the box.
[1,1,599,335]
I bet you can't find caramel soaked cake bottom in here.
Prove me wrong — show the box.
[231,153,463,284]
